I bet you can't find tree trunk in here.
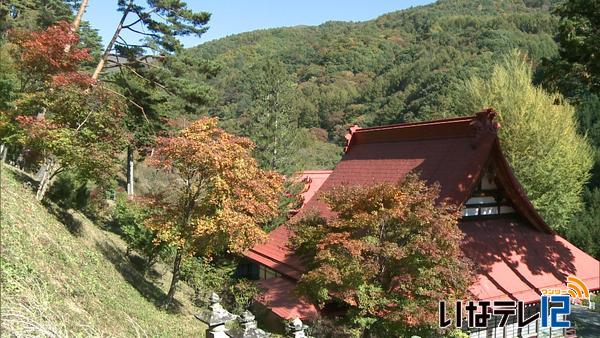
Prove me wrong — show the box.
[71,0,89,32]
[144,251,157,276]
[165,248,183,306]
[64,0,89,53]
[36,158,60,201]
[92,5,131,80]
[36,107,46,121]
[0,143,7,163]
[36,163,51,200]
[126,146,134,198]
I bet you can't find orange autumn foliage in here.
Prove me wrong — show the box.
[144,117,285,257]
[292,174,474,332]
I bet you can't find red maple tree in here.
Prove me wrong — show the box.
[292,174,474,335]
[11,21,94,89]
[8,22,127,200]
[144,117,285,305]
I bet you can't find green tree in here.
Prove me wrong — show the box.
[574,95,600,187]
[540,0,599,97]
[92,0,210,80]
[179,258,258,314]
[88,0,212,197]
[565,188,600,259]
[5,22,128,200]
[0,1,102,58]
[0,40,16,115]
[0,1,102,163]
[106,53,217,197]
[192,0,559,145]
[452,52,594,229]
[536,0,600,259]
[108,53,217,153]
[0,0,72,32]
[18,85,129,200]
[113,192,169,273]
[291,174,473,336]
[561,95,600,260]
[241,58,301,174]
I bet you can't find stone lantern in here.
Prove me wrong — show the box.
[195,292,237,338]
[286,317,309,338]
[229,310,270,338]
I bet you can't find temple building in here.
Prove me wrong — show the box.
[240,110,600,337]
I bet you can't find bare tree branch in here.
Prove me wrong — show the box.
[102,86,151,125]
[75,110,93,132]
[125,26,161,38]
[115,41,163,53]
[123,65,176,96]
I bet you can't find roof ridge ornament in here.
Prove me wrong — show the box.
[470,108,500,149]
[289,176,313,216]
[344,124,360,152]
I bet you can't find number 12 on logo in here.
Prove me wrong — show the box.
[540,295,571,328]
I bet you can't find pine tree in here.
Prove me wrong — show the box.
[241,58,301,175]
[92,0,210,80]
[0,0,72,32]
[84,0,212,197]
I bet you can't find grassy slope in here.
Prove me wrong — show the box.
[0,165,205,337]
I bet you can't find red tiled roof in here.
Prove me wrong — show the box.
[462,217,600,303]
[246,170,333,280]
[245,225,303,280]
[255,277,318,320]
[296,170,332,207]
[245,110,600,319]
[247,110,506,276]
[293,110,502,223]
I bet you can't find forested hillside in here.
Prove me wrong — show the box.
[1,0,599,336]
[185,0,599,254]
[188,0,560,170]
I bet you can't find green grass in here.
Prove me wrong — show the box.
[0,165,206,337]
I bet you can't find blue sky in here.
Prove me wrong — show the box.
[85,0,434,48]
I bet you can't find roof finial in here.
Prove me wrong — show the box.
[470,108,500,148]
[344,124,360,152]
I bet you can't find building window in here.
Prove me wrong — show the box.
[464,207,479,217]
[462,167,516,218]
[258,265,281,280]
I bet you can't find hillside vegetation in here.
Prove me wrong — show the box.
[184,0,599,250]
[0,0,598,336]
[190,0,560,149]
[0,165,205,337]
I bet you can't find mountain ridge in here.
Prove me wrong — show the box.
[179,0,561,172]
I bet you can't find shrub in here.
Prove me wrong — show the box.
[112,193,167,273]
[46,171,90,210]
[180,257,258,314]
